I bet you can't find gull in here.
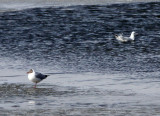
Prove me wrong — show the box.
[27,69,49,88]
[115,31,137,42]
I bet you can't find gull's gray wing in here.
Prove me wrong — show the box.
[35,72,48,80]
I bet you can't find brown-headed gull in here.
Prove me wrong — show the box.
[115,31,137,42]
[27,69,48,88]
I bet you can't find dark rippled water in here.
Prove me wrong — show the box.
[0,2,160,116]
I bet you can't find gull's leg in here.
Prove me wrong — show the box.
[34,83,37,88]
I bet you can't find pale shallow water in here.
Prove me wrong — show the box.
[0,1,160,116]
[0,0,159,12]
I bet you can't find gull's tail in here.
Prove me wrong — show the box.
[45,75,49,78]
[114,34,118,38]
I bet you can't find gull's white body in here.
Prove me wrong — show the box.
[28,71,42,83]
[115,31,136,42]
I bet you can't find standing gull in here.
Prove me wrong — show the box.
[27,69,48,88]
[115,31,137,42]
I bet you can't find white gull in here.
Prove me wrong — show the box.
[27,69,48,88]
[115,31,137,42]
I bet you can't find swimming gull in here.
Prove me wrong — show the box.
[115,31,137,42]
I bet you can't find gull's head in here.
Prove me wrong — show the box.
[27,69,34,74]
[130,31,137,41]
[131,31,136,35]
[131,31,138,35]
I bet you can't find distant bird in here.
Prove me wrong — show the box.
[115,31,137,42]
[27,69,48,88]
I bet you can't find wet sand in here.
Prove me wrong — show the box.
[1,72,160,115]
[1,82,160,116]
